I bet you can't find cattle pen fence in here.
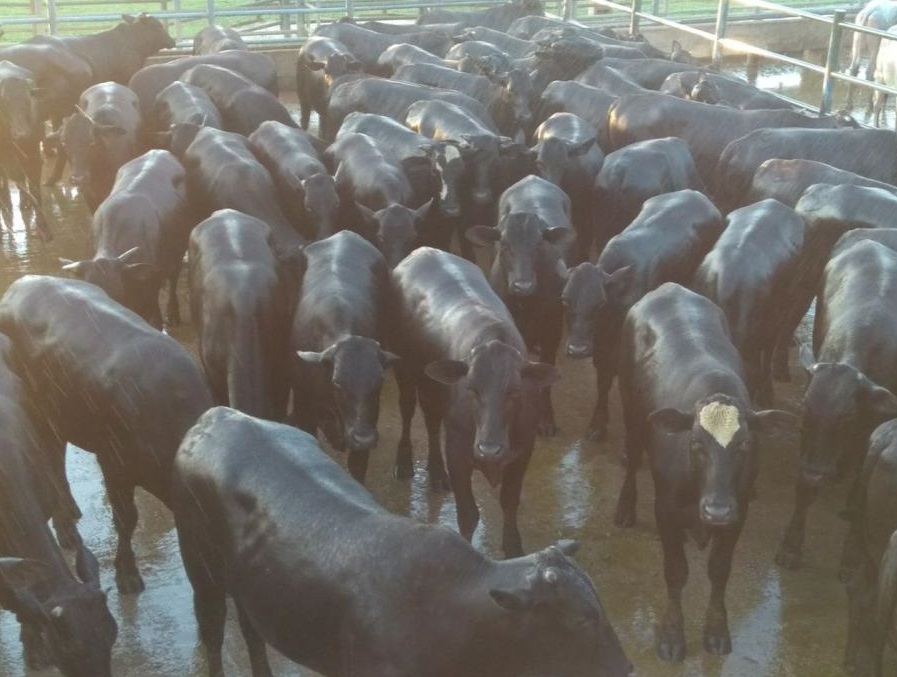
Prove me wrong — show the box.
[0,0,894,120]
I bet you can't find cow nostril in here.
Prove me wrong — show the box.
[475,442,505,459]
[511,280,535,296]
[700,501,735,525]
[566,343,592,358]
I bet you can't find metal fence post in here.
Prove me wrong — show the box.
[629,0,641,36]
[820,9,845,115]
[47,0,58,35]
[562,0,575,22]
[712,0,729,69]
[206,0,215,26]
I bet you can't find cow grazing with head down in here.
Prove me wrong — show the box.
[777,240,897,571]
[172,405,632,677]
[389,247,560,555]
[56,81,143,211]
[0,275,213,595]
[0,334,118,676]
[59,149,194,329]
[616,282,795,662]
[291,230,395,484]
[189,209,290,422]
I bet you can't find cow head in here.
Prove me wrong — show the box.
[497,137,538,192]
[300,172,340,240]
[457,134,499,206]
[0,547,118,677]
[690,72,721,104]
[669,39,699,64]
[467,212,570,297]
[426,339,559,463]
[650,394,796,527]
[798,344,897,486]
[298,336,399,453]
[489,68,534,135]
[362,200,433,269]
[560,262,633,358]
[0,70,43,145]
[534,135,596,187]
[488,540,633,677]
[60,247,162,328]
[58,112,128,189]
[426,142,464,219]
[122,13,176,51]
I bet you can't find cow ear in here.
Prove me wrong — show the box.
[414,198,434,224]
[553,539,580,556]
[379,350,400,368]
[863,384,897,423]
[307,60,325,71]
[569,137,596,158]
[297,347,335,364]
[425,359,469,384]
[59,258,86,277]
[0,558,52,622]
[799,343,816,375]
[648,407,694,434]
[74,544,101,590]
[543,227,570,245]
[521,361,561,387]
[748,409,798,439]
[603,264,633,301]
[465,225,501,247]
[489,587,533,612]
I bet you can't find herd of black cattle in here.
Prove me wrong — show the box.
[3,0,897,675]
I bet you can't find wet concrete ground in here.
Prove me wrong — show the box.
[0,161,894,677]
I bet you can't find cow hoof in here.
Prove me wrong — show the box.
[657,634,685,663]
[585,426,607,443]
[393,463,414,481]
[537,421,557,437]
[704,630,732,656]
[774,546,802,569]
[116,570,146,595]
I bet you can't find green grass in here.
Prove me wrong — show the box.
[0,0,856,45]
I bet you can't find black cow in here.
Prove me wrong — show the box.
[605,93,847,188]
[180,63,296,136]
[0,335,117,676]
[692,199,805,406]
[532,112,603,262]
[248,120,339,241]
[0,275,213,593]
[389,247,560,555]
[562,190,723,442]
[714,127,897,212]
[182,126,305,269]
[774,183,897,384]
[295,36,362,130]
[575,63,647,96]
[291,230,395,483]
[172,405,632,677]
[313,21,452,73]
[393,62,532,139]
[616,282,794,661]
[29,13,174,85]
[128,51,278,119]
[777,240,897,571]
[592,137,705,256]
[59,149,194,329]
[466,175,571,437]
[591,57,699,89]
[527,30,605,93]
[659,69,792,109]
[151,80,223,158]
[0,61,49,240]
[745,158,897,208]
[56,81,143,211]
[533,80,617,139]
[324,76,497,141]
[451,26,538,58]
[189,209,290,421]
[418,0,544,31]
[841,419,897,676]
[192,25,247,55]
[376,41,452,75]
[531,25,665,60]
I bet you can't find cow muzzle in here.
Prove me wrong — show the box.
[510,279,536,296]
[699,498,737,526]
[347,428,378,452]
[475,441,506,462]
[566,342,592,359]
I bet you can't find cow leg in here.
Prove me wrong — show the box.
[772,332,792,383]
[166,267,182,327]
[347,450,370,485]
[775,478,818,569]
[843,555,877,675]
[614,396,643,527]
[44,145,67,186]
[535,298,562,437]
[419,378,450,492]
[704,524,742,655]
[101,467,145,593]
[756,342,775,408]
[193,582,226,677]
[393,365,417,480]
[236,602,274,677]
[0,173,12,229]
[587,349,616,442]
[445,424,478,541]
[499,454,530,558]
[655,501,688,662]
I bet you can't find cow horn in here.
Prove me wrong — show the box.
[118,246,141,262]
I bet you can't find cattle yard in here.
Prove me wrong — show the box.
[2,0,897,676]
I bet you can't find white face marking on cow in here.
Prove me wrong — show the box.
[698,402,741,448]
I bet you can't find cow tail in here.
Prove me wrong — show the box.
[227,320,267,419]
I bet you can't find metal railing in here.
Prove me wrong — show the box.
[590,0,897,117]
